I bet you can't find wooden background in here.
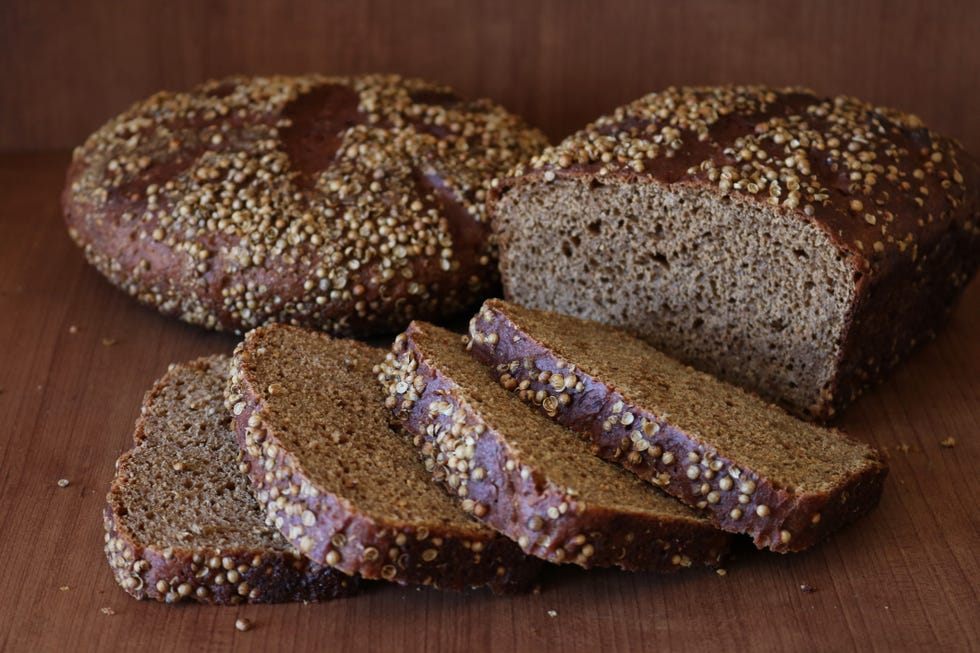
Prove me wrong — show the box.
[1,2,979,652]
[2,0,980,152]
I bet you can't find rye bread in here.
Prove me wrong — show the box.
[63,74,548,335]
[226,325,542,593]
[378,321,731,571]
[104,356,358,604]
[490,85,980,421]
[466,299,888,553]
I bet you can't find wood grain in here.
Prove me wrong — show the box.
[0,152,978,651]
[2,0,979,153]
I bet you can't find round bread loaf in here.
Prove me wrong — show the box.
[63,75,547,334]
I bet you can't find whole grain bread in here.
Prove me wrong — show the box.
[490,85,980,421]
[378,321,731,570]
[466,299,888,553]
[226,325,542,593]
[64,74,548,335]
[104,356,358,604]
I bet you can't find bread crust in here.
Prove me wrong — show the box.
[104,356,359,604]
[103,508,357,604]
[227,326,542,593]
[490,86,980,420]
[466,300,888,553]
[380,322,731,570]
[64,75,547,335]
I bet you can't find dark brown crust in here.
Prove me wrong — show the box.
[466,300,888,553]
[63,74,548,335]
[382,323,731,571]
[103,356,358,605]
[489,86,980,421]
[227,328,542,593]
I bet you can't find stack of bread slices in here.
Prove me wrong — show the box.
[105,299,887,603]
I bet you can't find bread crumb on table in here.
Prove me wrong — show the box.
[59,586,70,591]
[101,607,115,616]
[57,478,70,488]
[940,437,957,448]
[547,610,557,618]
[101,337,118,346]
[800,583,816,593]
[235,617,253,632]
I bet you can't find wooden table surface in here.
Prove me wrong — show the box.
[0,151,977,652]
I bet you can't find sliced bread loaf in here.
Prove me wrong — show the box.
[490,86,979,420]
[378,321,731,571]
[226,325,542,593]
[466,299,888,553]
[104,356,358,604]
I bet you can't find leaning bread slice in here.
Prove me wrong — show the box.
[378,321,731,571]
[466,299,888,553]
[226,325,541,593]
[104,356,358,604]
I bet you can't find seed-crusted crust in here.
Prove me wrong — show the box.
[378,322,731,570]
[64,74,548,335]
[104,356,358,604]
[227,326,542,593]
[490,85,980,420]
[103,509,357,604]
[466,299,888,553]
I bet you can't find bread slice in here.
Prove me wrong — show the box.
[378,321,731,571]
[465,299,888,553]
[226,325,542,593]
[104,356,358,604]
[490,86,979,421]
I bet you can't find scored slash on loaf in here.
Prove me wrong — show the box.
[466,299,888,553]
[378,321,732,570]
[226,325,542,593]
[104,356,358,604]
[490,85,980,421]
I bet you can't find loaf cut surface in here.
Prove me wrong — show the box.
[491,85,980,420]
[64,74,548,335]
[379,321,731,570]
[104,355,358,604]
[467,299,888,552]
[227,325,542,593]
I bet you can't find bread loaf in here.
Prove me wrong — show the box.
[379,321,731,570]
[104,356,358,604]
[226,325,542,592]
[466,299,888,553]
[490,86,979,420]
[64,74,548,335]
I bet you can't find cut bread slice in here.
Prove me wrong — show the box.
[378,321,731,571]
[104,356,358,604]
[466,299,888,553]
[226,325,542,593]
